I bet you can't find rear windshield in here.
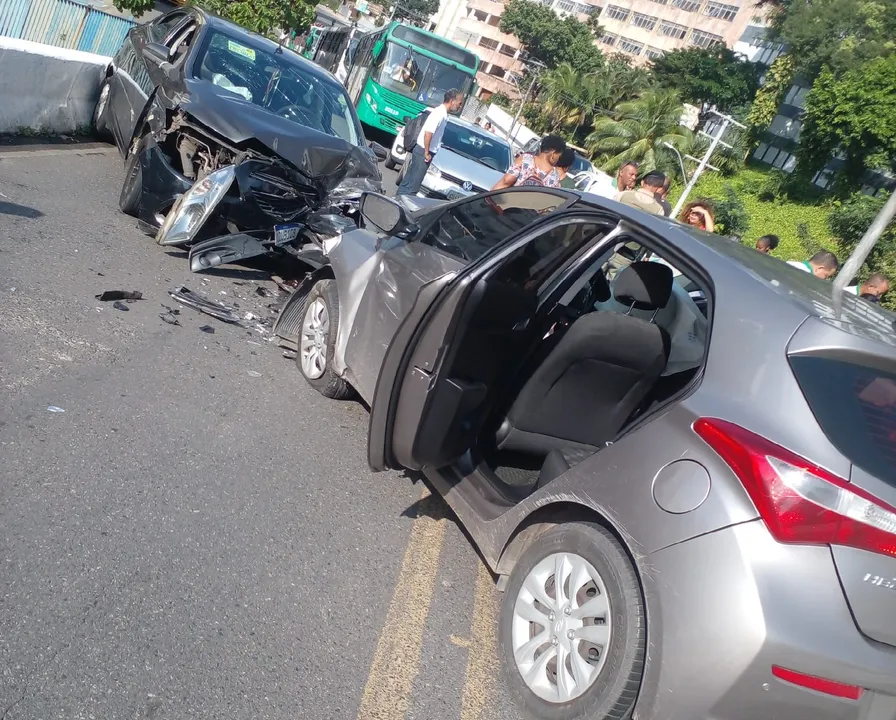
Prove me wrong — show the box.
[790,356,896,484]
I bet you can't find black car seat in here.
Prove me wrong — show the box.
[494,261,674,457]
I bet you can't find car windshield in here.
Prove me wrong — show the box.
[375,42,473,106]
[194,30,360,144]
[570,154,593,174]
[441,123,512,171]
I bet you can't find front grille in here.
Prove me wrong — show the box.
[379,114,400,131]
[377,86,425,118]
[440,172,485,193]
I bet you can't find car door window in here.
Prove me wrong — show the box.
[417,190,568,263]
[167,22,198,63]
[150,12,187,43]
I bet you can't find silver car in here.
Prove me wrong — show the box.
[274,187,896,720]
[388,116,512,200]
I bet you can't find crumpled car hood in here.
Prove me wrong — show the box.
[179,79,382,198]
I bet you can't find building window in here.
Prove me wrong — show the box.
[487,65,507,79]
[599,32,618,46]
[658,20,688,39]
[479,37,499,51]
[704,1,738,20]
[572,1,595,14]
[499,43,517,57]
[753,142,769,160]
[487,14,501,26]
[556,0,576,11]
[648,0,670,4]
[690,28,723,48]
[645,46,665,59]
[630,12,658,30]
[618,37,644,55]
[605,4,631,20]
[472,9,488,21]
[672,0,702,11]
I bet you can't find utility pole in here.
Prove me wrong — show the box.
[507,59,543,144]
[671,110,746,218]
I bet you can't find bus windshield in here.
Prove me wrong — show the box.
[375,42,473,105]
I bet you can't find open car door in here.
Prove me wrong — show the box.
[367,207,620,472]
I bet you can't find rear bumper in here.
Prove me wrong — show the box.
[637,521,896,720]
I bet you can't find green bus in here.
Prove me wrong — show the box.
[343,22,480,136]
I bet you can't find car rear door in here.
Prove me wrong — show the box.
[367,202,619,472]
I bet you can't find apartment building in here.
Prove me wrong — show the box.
[595,0,759,64]
[432,0,602,98]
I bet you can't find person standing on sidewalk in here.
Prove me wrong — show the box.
[396,89,463,197]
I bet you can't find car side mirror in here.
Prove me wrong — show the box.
[142,41,172,65]
[360,192,417,237]
[369,141,389,162]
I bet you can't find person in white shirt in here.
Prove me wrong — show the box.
[396,88,463,197]
[786,250,839,280]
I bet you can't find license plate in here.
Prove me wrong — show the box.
[273,223,301,246]
[446,189,467,200]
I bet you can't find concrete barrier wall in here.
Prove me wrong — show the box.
[0,36,109,134]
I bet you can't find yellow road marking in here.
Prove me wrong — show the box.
[356,488,446,720]
[450,634,472,649]
[459,563,500,720]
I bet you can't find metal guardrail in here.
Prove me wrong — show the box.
[0,0,134,55]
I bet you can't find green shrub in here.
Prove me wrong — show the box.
[669,166,835,261]
[712,185,750,237]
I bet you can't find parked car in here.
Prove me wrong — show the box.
[93,7,387,272]
[388,116,513,199]
[274,186,896,720]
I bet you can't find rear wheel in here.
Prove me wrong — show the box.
[119,134,146,217]
[296,279,353,400]
[499,522,645,720]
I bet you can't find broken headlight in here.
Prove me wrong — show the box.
[157,165,236,247]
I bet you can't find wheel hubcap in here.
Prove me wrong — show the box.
[300,297,330,380]
[512,552,612,703]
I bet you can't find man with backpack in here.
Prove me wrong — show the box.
[396,89,464,197]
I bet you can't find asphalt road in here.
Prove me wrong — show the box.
[0,145,519,720]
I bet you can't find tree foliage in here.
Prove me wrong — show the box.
[711,185,751,237]
[586,89,693,176]
[499,0,604,73]
[392,0,440,24]
[763,0,896,80]
[201,0,315,36]
[650,47,760,115]
[538,60,650,136]
[112,0,316,35]
[799,56,896,188]
[745,53,794,143]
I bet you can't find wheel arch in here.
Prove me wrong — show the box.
[495,500,644,586]
[272,265,334,352]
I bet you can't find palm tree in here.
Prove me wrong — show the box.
[539,61,652,136]
[586,88,693,176]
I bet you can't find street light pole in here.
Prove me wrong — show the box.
[671,110,746,218]
[663,141,687,184]
[507,59,543,144]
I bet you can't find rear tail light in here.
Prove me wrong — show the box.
[772,666,863,700]
[694,418,896,558]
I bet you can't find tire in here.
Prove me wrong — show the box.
[93,78,111,138]
[296,279,354,400]
[385,155,396,170]
[499,522,645,720]
[119,133,145,217]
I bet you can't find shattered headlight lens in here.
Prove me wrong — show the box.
[157,165,236,247]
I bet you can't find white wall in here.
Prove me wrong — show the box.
[0,37,110,135]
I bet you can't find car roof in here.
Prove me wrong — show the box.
[191,8,344,86]
[573,191,896,344]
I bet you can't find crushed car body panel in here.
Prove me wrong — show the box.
[188,232,268,272]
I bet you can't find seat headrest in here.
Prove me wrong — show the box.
[614,261,673,311]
